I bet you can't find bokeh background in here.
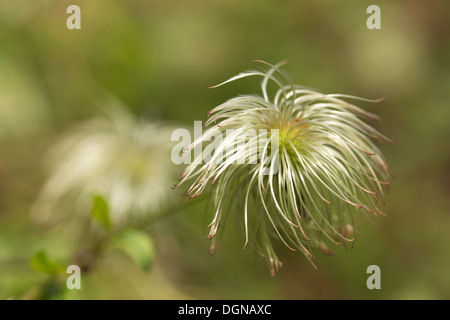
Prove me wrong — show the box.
[1,0,449,299]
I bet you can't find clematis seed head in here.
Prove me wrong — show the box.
[175,61,392,275]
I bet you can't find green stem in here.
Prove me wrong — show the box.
[18,195,207,299]
[72,194,207,269]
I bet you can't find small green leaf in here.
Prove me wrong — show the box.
[110,229,155,272]
[91,194,111,229]
[30,251,65,274]
[38,278,70,300]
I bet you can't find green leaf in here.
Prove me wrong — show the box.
[109,229,155,272]
[91,194,111,229]
[37,278,70,300]
[30,251,65,274]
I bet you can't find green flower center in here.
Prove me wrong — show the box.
[278,121,308,158]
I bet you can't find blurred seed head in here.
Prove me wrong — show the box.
[32,107,178,226]
[175,61,392,275]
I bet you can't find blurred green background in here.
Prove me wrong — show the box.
[1,0,449,299]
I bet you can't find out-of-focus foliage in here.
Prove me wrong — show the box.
[0,0,449,299]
